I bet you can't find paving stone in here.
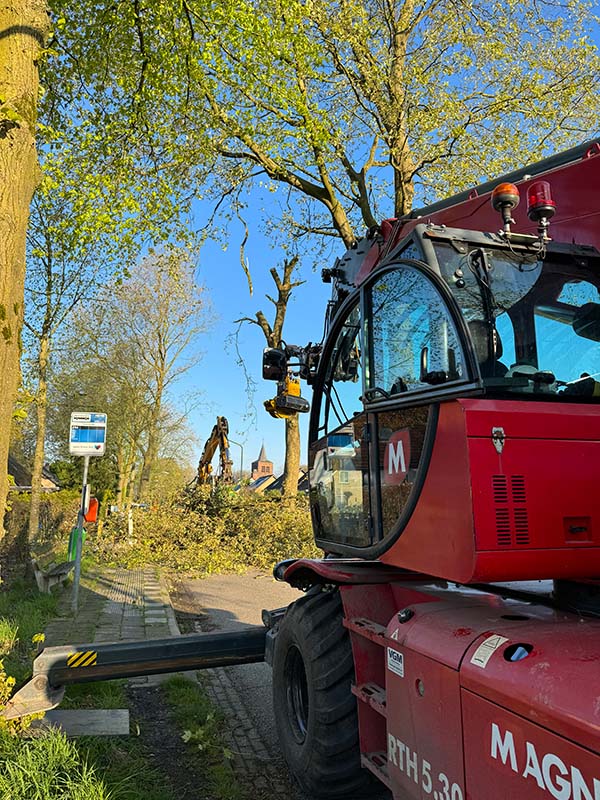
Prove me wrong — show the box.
[128,676,149,686]
[41,567,187,739]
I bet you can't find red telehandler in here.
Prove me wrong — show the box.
[6,140,600,800]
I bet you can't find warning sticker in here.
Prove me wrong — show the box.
[67,650,98,668]
[387,647,404,677]
[470,634,508,669]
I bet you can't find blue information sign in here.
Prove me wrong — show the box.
[69,412,107,456]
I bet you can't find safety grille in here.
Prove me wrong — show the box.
[493,475,530,547]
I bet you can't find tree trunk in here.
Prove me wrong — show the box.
[137,378,164,501]
[115,449,125,509]
[0,0,49,536]
[282,415,301,499]
[125,462,137,508]
[116,443,132,509]
[27,332,49,543]
[138,426,158,500]
[116,444,136,509]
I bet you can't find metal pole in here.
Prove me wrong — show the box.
[228,439,244,481]
[71,455,90,613]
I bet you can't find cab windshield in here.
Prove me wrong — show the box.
[434,239,600,401]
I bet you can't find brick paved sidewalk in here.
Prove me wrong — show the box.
[44,566,180,649]
[42,568,311,797]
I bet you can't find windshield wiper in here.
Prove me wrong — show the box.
[468,248,498,325]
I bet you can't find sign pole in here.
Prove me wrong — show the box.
[71,455,90,613]
[68,411,107,613]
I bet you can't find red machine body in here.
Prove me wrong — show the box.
[354,140,600,286]
[347,579,600,800]
[380,398,600,582]
[307,138,600,585]
[282,560,600,800]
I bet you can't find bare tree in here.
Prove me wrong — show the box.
[238,257,305,498]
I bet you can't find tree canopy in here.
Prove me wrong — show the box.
[47,250,209,506]
[48,0,600,248]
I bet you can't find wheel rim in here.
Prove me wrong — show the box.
[285,644,309,744]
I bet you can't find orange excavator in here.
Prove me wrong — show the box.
[196,416,234,485]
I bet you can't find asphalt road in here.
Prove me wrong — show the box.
[171,570,309,799]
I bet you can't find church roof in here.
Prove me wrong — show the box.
[257,443,268,462]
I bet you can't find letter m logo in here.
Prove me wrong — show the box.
[383,430,411,485]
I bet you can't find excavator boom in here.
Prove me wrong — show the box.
[196,416,234,485]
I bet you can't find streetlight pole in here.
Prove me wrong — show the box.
[228,439,244,482]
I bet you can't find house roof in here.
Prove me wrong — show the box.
[8,455,60,491]
[265,470,309,493]
[246,474,276,493]
[8,456,30,488]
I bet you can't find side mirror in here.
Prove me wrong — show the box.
[263,348,288,381]
[573,303,600,342]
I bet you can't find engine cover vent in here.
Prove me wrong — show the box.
[493,475,530,547]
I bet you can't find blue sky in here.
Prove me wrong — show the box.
[179,194,333,476]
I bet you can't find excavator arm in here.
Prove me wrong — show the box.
[196,416,234,485]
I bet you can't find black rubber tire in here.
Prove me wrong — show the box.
[272,588,377,798]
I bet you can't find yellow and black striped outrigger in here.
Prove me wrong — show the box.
[3,625,271,720]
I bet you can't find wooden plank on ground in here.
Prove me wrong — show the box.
[32,709,130,736]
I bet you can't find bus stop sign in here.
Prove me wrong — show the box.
[69,412,107,457]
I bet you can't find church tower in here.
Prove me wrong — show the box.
[251,444,273,480]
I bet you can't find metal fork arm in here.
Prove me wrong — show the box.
[4,626,266,719]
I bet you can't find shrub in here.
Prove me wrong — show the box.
[92,487,319,573]
[5,490,81,555]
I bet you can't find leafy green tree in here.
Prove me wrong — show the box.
[0,1,50,530]
[47,460,80,491]
[0,0,201,534]
[1,0,599,534]
[23,163,132,541]
[47,250,209,505]
[48,354,198,506]
[53,0,600,245]
[42,0,599,498]
[200,0,600,238]
[99,250,210,500]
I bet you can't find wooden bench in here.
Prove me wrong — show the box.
[31,559,75,594]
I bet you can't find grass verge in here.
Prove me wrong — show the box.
[162,674,244,800]
[0,577,57,684]
[0,578,111,798]
[0,577,176,800]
